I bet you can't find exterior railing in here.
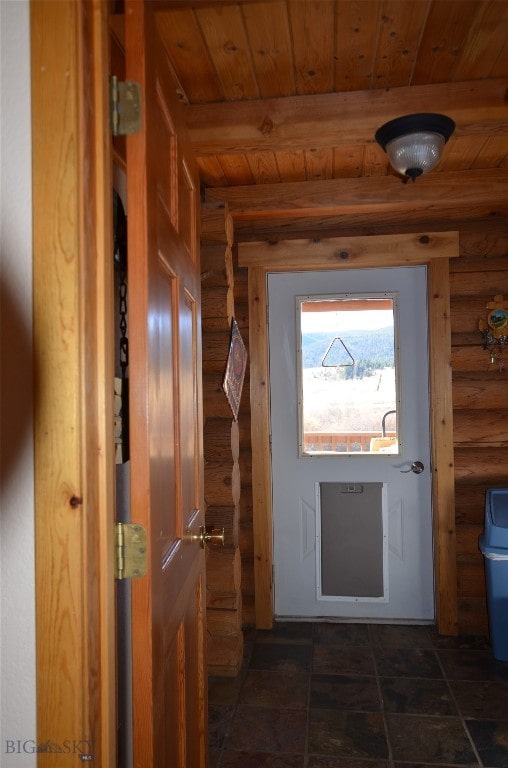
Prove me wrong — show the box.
[303,431,396,453]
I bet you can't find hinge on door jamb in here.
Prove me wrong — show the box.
[110,76,142,136]
[114,522,148,580]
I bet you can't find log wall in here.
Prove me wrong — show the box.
[231,263,255,628]
[201,203,245,675]
[450,228,508,634]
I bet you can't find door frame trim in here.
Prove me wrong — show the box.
[239,232,460,635]
[32,1,116,760]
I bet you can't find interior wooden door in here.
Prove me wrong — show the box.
[125,2,207,766]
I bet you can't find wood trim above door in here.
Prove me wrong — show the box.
[241,232,459,635]
[238,231,458,270]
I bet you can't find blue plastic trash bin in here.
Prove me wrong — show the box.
[479,488,508,662]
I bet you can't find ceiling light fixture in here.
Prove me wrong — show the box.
[375,113,455,182]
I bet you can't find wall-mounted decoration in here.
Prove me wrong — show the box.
[479,294,508,371]
[222,319,248,421]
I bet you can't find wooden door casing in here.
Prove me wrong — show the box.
[33,1,116,764]
[125,2,207,767]
[239,234,460,635]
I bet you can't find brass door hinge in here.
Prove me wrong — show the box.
[110,76,142,136]
[115,523,147,580]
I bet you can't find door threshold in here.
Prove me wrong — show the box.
[274,616,435,626]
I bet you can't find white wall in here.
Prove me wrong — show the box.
[0,1,37,764]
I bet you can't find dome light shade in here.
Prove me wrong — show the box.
[375,113,455,181]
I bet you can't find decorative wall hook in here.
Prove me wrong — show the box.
[479,294,508,371]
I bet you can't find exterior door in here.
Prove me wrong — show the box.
[126,3,207,766]
[269,267,434,622]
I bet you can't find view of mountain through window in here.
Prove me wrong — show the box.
[298,295,399,456]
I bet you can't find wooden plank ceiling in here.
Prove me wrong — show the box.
[126,1,508,238]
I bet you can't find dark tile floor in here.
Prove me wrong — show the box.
[208,622,508,768]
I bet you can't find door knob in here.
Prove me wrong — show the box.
[194,525,225,549]
[400,460,424,474]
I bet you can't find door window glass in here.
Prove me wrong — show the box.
[297,294,399,456]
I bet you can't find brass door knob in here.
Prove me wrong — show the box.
[196,525,225,549]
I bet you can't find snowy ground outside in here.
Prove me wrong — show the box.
[302,366,397,434]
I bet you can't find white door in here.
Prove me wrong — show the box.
[268,267,434,622]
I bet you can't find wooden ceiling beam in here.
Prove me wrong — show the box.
[230,210,508,243]
[185,79,508,155]
[205,168,508,220]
